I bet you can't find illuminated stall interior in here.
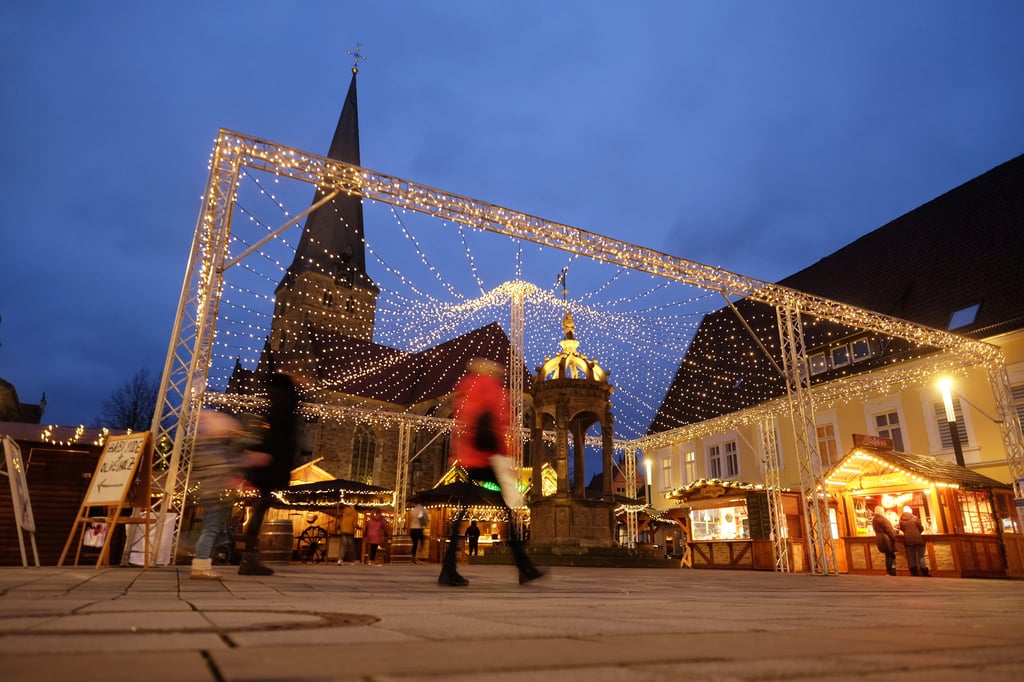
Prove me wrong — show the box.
[823,434,1021,578]
[667,479,805,571]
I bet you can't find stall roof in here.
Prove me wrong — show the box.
[823,446,1010,492]
[667,478,791,504]
[271,478,394,509]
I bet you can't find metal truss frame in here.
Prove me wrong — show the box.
[149,129,1023,565]
[758,417,790,572]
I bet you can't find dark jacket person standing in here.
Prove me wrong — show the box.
[239,371,300,576]
[872,505,899,576]
[899,505,929,576]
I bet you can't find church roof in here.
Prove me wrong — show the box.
[313,322,532,406]
[649,153,1024,433]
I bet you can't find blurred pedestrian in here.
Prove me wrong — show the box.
[899,505,929,576]
[465,519,481,557]
[408,503,429,564]
[872,505,898,576]
[191,409,246,579]
[364,509,389,565]
[337,503,358,565]
[239,371,301,576]
[441,358,543,587]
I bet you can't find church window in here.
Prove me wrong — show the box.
[351,424,377,484]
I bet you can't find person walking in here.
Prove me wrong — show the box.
[407,503,429,564]
[238,371,301,576]
[872,505,899,576]
[190,409,246,580]
[465,519,481,557]
[899,505,929,576]
[337,504,358,565]
[440,357,543,587]
[363,509,389,565]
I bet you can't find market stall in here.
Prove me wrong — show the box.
[667,479,807,571]
[823,434,1021,578]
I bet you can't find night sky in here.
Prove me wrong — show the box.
[3,1,1023,429]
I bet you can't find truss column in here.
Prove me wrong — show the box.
[150,131,241,565]
[776,305,836,576]
[392,423,413,535]
[624,446,639,548]
[508,284,527,535]
[988,364,1024,498]
[758,417,790,572]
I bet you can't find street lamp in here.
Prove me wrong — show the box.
[644,458,653,507]
[937,377,966,468]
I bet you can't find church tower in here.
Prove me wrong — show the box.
[269,59,380,365]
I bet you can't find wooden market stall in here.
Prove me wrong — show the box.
[667,479,807,571]
[408,479,513,563]
[823,434,1022,578]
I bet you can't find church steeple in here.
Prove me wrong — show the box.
[271,54,379,349]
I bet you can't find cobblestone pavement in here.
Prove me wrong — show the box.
[0,563,1021,681]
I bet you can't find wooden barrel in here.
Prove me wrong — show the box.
[259,519,294,565]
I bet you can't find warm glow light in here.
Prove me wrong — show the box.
[937,376,957,422]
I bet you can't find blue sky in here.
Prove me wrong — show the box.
[2,1,1023,429]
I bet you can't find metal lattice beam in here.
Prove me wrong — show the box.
[758,417,790,572]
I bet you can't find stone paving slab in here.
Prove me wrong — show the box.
[0,564,1022,681]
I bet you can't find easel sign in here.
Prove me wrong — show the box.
[2,435,40,566]
[60,432,153,568]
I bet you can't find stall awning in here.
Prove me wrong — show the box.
[667,478,789,504]
[823,443,1010,492]
[270,479,395,509]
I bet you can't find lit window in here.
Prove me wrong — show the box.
[683,450,696,483]
[948,304,980,330]
[661,457,672,489]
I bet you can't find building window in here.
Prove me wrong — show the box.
[1012,384,1024,429]
[351,424,377,484]
[831,345,851,368]
[683,450,696,483]
[724,441,739,478]
[708,445,722,479]
[948,304,980,330]
[874,411,904,451]
[816,423,839,470]
[809,353,828,375]
[851,338,873,362]
[661,456,672,490]
[933,401,968,449]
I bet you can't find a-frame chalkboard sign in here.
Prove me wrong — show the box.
[59,432,154,568]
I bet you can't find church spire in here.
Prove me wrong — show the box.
[270,50,379,346]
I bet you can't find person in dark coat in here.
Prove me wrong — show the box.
[238,371,301,576]
[898,505,929,576]
[871,505,899,576]
[465,519,481,557]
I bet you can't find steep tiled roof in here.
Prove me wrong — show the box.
[650,154,1024,433]
[312,322,531,406]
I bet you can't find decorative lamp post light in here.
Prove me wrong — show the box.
[938,377,966,468]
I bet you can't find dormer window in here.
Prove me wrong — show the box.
[948,304,980,330]
[808,353,828,375]
[851,338,873,362]
[831,345,851,368]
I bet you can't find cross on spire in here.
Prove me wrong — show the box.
[347,43,367,74]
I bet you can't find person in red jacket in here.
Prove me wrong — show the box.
[439,358,543,587]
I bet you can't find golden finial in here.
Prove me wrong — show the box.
[347,43,367,74]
